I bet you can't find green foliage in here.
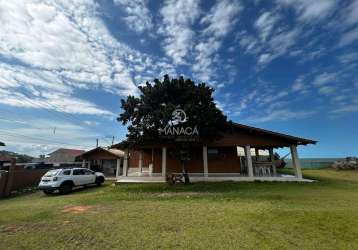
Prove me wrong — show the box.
[118,75,228,146]
[0,141,5,146]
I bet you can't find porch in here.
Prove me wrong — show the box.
[116,144,313,183]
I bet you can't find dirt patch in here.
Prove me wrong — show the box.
[62,205,92,214]
[62,205,112,214]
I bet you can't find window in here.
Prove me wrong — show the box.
[44,169,60,177]
[84,169,94,175]
[73,169,84,175]
[208,149,219,155]
[62,170,71,175]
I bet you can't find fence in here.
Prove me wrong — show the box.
[285,158,343,169]
[0,160,48,198]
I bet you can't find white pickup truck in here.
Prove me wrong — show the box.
[38,168,105,194]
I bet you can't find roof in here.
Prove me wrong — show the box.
[79,147,124,158]
[0,156,12,162]
[48,148,85,157]
[230,122,317,146]
[111,122,317,149]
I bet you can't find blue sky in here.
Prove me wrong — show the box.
[0,0,357,158]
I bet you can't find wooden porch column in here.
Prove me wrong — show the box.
[82,159,86,168]
[269,148,277,176]
[87,161,91,170]
[161,147,167,177]
[244,145,254,177]
[123,150,129,177]
[290,145,302,179]
[203,145,208,178]
[138,150,143,174]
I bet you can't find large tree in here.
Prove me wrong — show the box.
[118,75,229,146]
[118,75,230,183]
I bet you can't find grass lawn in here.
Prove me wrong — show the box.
[1,169,358,249]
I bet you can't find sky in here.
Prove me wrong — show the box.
[0,0,357,158]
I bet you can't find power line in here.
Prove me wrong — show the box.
[0,129,93,148]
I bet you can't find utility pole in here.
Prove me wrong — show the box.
[96,138,98,147]
[111,136,115,145]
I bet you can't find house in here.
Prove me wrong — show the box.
[112,122,316,183]
[77,147,124,177]
[44,148,85,164]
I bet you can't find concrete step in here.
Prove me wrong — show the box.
[117,176,166,183]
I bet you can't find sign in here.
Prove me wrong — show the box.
[159,109,199,141]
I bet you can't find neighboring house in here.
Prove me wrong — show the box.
[77,147,124,177]
[44,148,85,164]
[113,122,316,183]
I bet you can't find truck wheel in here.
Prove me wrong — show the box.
[96,176,104,186]
[60,182,73,194]
[43,190,53,195]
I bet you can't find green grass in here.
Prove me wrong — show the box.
[1,169,358,249]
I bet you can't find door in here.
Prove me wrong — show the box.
[72,169,86,185]
[83,169,96,184]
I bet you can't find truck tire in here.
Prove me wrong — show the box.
[95,176,104,186]
[43,190,53,195]
[59,182,73,194]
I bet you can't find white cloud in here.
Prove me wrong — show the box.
[0,118,104,156]
[312,72,337,86]
[331,105,358,114]
[342,0,358,26]
[278,0,337,22]
[255,11,280,41]
[0,0,140,95]
[0,88,114,116]
[201,0,242,38]
[339,51,358,64]
[291,76,311,94]
[255,27,300,66]
[114,0,153,33]
[193,0,242,82]
[339,26,358,47]
[159,0,201,65]
[318,86,335,95]
[247,109,315,123]
[0,0,183,118]
[258,53,272,65]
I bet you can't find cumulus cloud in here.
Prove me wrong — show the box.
[193,0,242,82]
[277,0,337,22]
[0,88,114,116]
[341,0,358,27]
[247,109,315,123]
[114,0,153,33]
[0,118,104,156]
[255,11,280,41]
[158,0,201,65]
[312,72,337,86]
[339,26,358,47]
[0,0,141,94]
[201,0,242,38]
[0,0,181,117]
